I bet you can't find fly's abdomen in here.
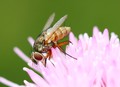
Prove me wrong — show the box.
[49,27,71,42]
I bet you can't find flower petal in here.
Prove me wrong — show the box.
[27,37,35,46]
[0,77,24,87]
[24,80,37,87]
[23,67,49,87]
[13,47,30,63]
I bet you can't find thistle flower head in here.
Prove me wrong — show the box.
[1,27,120,87]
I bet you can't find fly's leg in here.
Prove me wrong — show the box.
[46,49,52,60]
[43,50,52,66]
[57,41,72,47]
[56,41,77,60]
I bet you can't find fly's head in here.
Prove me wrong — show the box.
[31,52,44,64]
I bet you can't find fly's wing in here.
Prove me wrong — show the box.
[42,13,55,31]
[45,15,68,41]
[36,13,55,39]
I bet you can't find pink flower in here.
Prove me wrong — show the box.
[1,27,120,87]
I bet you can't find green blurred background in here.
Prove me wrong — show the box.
[0,0,120,86]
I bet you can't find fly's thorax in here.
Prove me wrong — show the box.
[33,34,45,52]
[33,36,54,52]
[33,43,43,52]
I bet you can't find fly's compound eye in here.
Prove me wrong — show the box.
[31,52,44,64]
[34,52,43,60]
